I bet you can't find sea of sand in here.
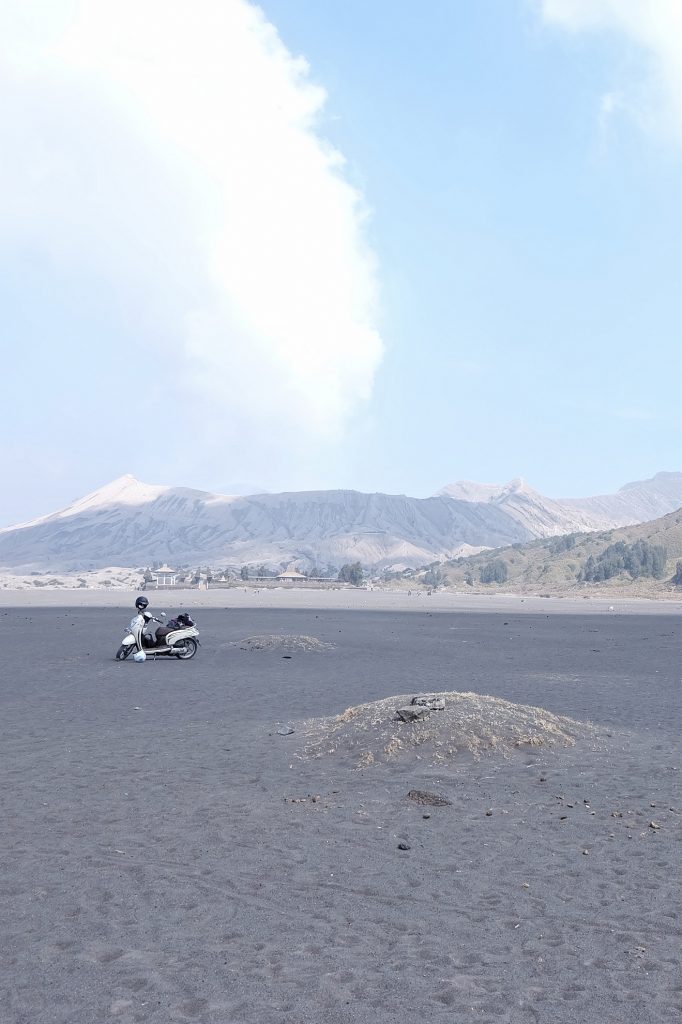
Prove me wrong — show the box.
[1,584,681,615]
[1,595,680,1023]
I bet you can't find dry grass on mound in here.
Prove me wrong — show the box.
[237,634,335,652]
[299,691,600,767]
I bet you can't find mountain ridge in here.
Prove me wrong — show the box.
[438,471,682,535]
[0,472,681,572]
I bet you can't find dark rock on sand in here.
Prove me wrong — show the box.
[410,694,446,711]
[407,789,451,806]
[396,704,432,722]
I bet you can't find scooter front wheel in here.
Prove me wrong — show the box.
[116,645,132,660]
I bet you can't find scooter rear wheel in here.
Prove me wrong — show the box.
[116,645,133,660]
[175,638,198,659]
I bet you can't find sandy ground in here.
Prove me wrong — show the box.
[0,585,681,616]
[1,605,680,1024]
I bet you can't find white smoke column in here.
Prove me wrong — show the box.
[540,1,682,140]
[0,0,383,437]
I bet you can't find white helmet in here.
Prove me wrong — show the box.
[133,651,147,663]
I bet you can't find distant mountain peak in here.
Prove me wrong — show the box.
[66,475,170,514]
[437,480,505,502]
[437,477,535,502]
[618,471,682,493]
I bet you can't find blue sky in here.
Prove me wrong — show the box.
[1,1,680,524]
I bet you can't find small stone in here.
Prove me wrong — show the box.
[410,694,445,710]
[485,809,493,816]
[560,815,568,821]
[422,813,431,819]
[521,882,530,889]
[539,777,547,782]
[582,849,589,855]
[397,842,411,851]
[397,705,432,722]
[277,726,294,736]
[649,821,661,830]
[407,790,451,806]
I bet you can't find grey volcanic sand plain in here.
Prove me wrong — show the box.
[1,606,680,1024]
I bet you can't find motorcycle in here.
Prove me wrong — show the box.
[115,612,200,661]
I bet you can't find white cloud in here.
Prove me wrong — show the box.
[540,0,682,140]
[0,0,383,442]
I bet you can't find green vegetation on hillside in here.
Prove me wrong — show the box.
[338,562,364,586]
[435,506,682,596]
[579,540,667,581]
[479,559,508,584]
[421,565,448,589]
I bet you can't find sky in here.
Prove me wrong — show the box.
[1,0,680,526]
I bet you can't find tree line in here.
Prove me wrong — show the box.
[238,562,365,585]
[579,540,667,582]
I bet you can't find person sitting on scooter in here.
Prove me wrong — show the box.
[155,612,194,646]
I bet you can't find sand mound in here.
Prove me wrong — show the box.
[300,691,600,766]
[237,634,335,652]
[0,566,142,591]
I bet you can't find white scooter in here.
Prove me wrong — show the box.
[115,611,200,661]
